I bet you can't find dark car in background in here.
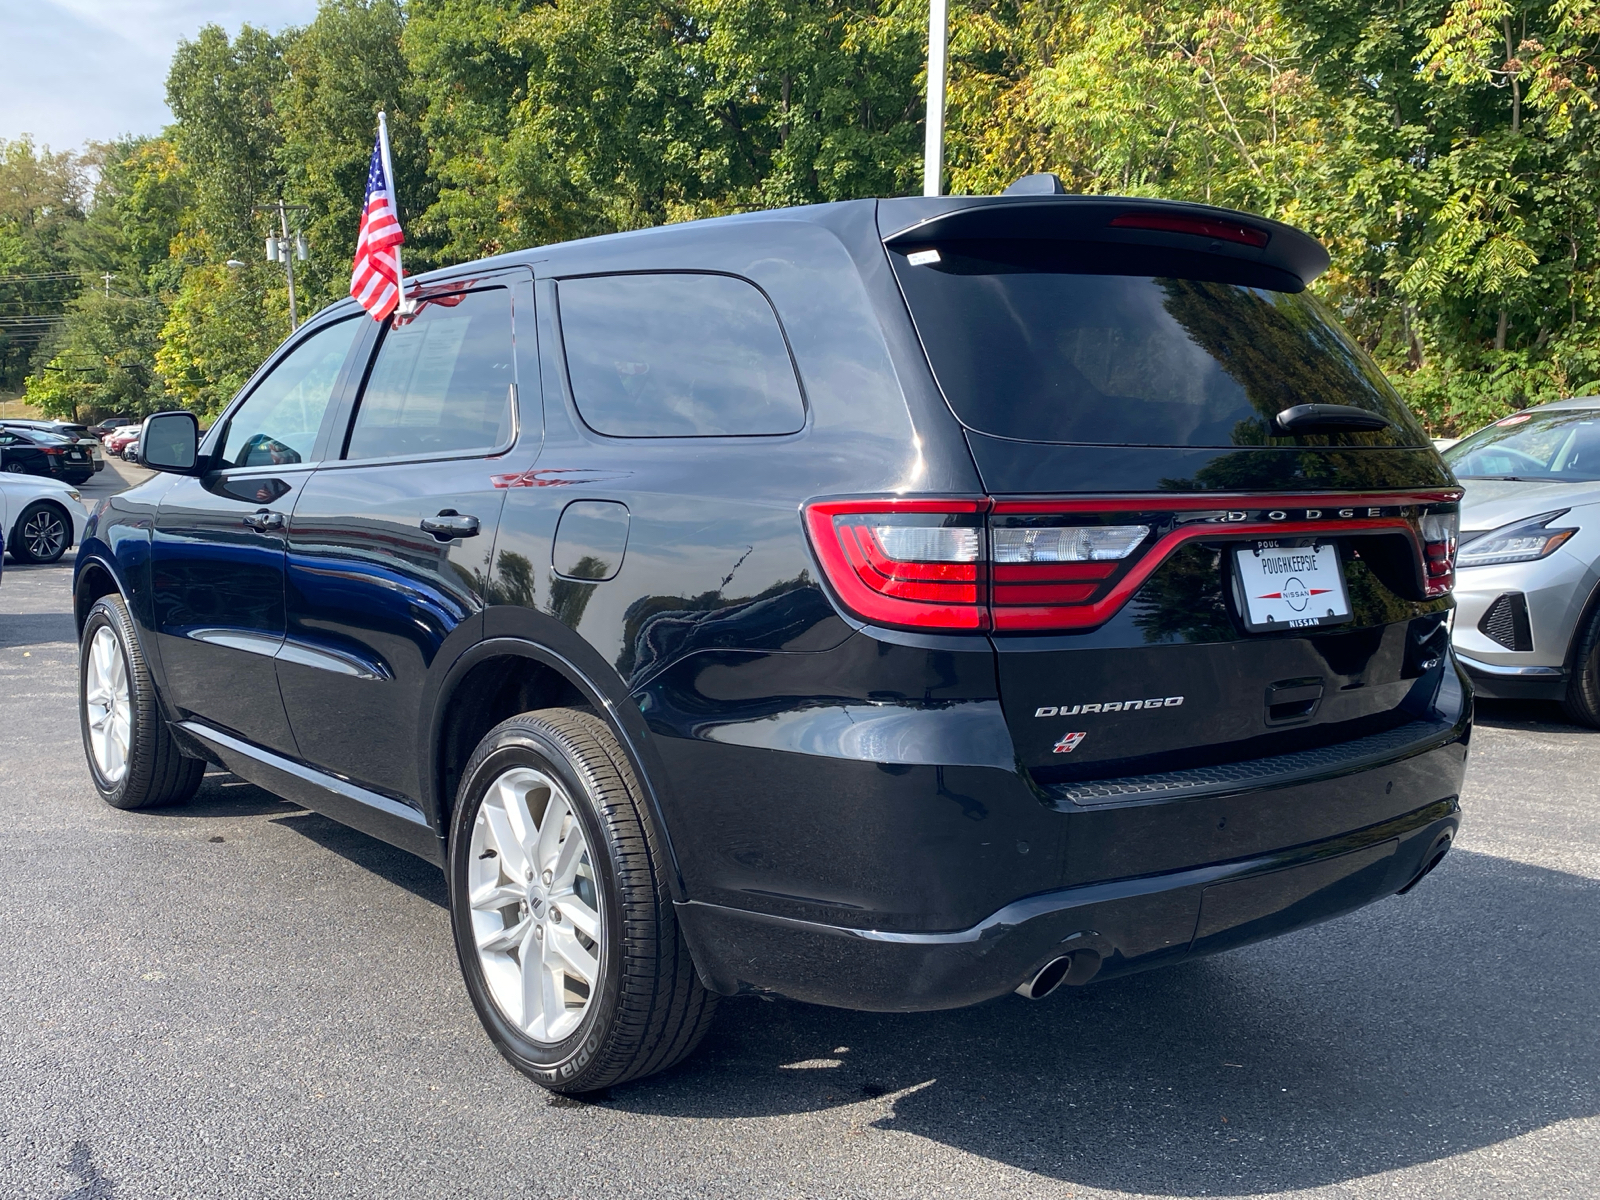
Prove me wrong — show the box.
[0,426,95,484]
[88,416,136,438]
[1,419,105,472]
[74,183,1468,1095]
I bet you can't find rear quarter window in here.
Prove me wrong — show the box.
[556,272,805,437]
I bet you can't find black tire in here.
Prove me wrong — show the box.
[10,500,71,564]
[78,594,205,810]
[449,707,716,1093]
[2,461,25,473]
[1562,604,1600,727]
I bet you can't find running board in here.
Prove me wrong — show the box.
[175,720,444,865]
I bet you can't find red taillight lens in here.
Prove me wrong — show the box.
[1108,212,1271,248]
[804,499,988,630]
[989,521,1149,629]
[1420,508,1458,598]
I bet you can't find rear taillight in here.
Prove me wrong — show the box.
[989,521,1149,629]
[1420,508,1458,598]
[805,493,1460,633]
[804,499,988,630]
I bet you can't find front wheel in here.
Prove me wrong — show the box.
[79,595,205,809]
[1563,605,1600,728]
[449,708,715,1093]
[10,501,70,563]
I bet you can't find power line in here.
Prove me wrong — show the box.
[0,272,81,284]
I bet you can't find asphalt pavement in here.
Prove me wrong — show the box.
[1,461,1596,1198]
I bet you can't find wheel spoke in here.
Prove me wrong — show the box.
[477,914,531,953]
[481,800,530,880]
[539,953,564,1039]
[534,791,571,876]
[555,894,600,944]
[523,940,549,1036]
[547,925,597,986]
[550,819,587,886]
[469,881,524,912]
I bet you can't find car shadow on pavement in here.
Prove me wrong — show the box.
[0,610,75,648]
[1474,697,1598,733]
[598,848,1599,1196]
[271,809,450,908]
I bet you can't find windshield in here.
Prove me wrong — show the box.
[1445,407,1600,481]
[889,238,1427,447]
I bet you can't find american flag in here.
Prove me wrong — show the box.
[350,133,405,320]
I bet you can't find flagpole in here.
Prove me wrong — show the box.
[923,0,948,197]
[376,111,413,314]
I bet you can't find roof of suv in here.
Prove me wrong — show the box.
[343,192,1330,312]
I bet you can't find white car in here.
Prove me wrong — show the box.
[0,473,89,566]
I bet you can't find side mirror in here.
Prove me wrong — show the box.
[140,411,201,474]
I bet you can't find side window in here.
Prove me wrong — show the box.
[557,273,805,437]
[344,287,514,461]
[219,317,360,469]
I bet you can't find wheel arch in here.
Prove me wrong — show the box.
[424,634,688,901]
[73,553,124,635]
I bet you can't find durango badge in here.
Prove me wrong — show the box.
[1052,731,1088,754]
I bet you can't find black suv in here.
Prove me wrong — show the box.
[75,188,1468,1093]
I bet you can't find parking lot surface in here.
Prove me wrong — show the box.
[1,462,1597,1198]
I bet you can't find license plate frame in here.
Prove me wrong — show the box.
[1232,539,1353,633]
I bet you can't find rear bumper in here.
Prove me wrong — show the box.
[678,796,1459,1011]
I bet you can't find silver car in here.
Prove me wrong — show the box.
[1444,395,1600,724]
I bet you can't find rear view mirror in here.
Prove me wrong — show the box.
[140,411,201,474]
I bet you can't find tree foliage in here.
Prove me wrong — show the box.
[5,0,1599,432]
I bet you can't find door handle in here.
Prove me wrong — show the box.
[242,509,285,532]
[421,510,481,540]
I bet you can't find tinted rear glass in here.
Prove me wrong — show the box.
[890,239,1425,447]
[1445,407,1600,481]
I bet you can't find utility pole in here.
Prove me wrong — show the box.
[255,200,310,333]
[923,0,948,197]
[101,272,114,298]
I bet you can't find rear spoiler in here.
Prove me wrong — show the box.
[878,195,1330,289]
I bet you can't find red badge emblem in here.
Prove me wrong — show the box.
[1053,731,1088,754]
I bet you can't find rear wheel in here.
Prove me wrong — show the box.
[10,501,70,564]
[449,708,715,1093]
[79,595,205,809]
[2,461,25,473]
[1562,605,1600,728]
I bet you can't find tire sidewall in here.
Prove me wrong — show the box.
[448,725,627,1088]
[79,598,137,805]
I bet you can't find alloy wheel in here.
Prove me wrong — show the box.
[467,766,603,1043]
[22,507,67,560]
[84,626,132,783]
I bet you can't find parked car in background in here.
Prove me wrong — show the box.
[0,471,87,564]
[102,427,140,458]
[122,438,141,464]
[88,416,136,438]
[1,419,106,472]
[0,427,95,485]
[1444,395,1600,725]
[75,185,1467,1095]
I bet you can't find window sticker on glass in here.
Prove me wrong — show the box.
[1233,540,1352,632]
[906,249,942,266]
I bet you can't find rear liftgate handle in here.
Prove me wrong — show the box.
[421,509,481,541]
[242,509,285,532]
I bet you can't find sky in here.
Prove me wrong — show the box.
[0,1,320,155]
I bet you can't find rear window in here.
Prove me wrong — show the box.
[1445,407,1600,481]
[890,239,1425,447]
